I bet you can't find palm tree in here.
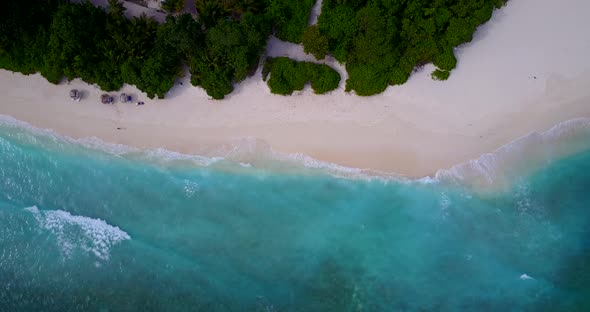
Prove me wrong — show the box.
[107,0,126,18]
[265,0,286,25]
[195,0,231,28]
[231,0,264,19]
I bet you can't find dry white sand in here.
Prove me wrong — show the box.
[1,0,589,177]
[78,0,167,22]
[308,0,323,26]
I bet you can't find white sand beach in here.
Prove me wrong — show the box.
[1,0,589,177]
[73,0,167,22]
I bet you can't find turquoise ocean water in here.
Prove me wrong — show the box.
[1,116,589,311]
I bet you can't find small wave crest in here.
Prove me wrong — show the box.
[434,118,590,190]
[25,206,130,261]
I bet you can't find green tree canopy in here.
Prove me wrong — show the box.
[0,0,507,99]
[264,57,341,95]
[317,0,506,95]
[302,25,329,60]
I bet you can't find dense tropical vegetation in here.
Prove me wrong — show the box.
[161,0,185,13]
[267,0,316,43]
[263,57,340,95]
[0,0,506,99]
[311,0,506,95]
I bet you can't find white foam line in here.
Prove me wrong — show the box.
[0,114,138,156]
[435,117,590,187]
[3,114,590,186]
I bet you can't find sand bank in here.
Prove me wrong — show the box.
[1,0,589,177]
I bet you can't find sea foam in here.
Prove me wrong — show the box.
[0,116,396,181]
[434,118,590,190]
[25,206,131,261]
[3,114,590,188]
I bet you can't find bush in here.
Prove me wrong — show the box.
[268,0,316,43]
[389,66,411,86]
[1,1,187,99]
[345,63,388,96]
[190,17,268,99]
[306,63,340,94]
[317,0,506,95]
[303,25,329,60]
[433,48,457,71]
[432,69,450,81]
[1,1,272,100]
[0,0,508,99]
[264,57,340,95]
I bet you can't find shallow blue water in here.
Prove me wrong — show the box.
[1,120,589,311]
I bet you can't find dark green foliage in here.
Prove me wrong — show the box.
[161,0,185,13]
[0,0,269,100]
[0,0,187,99]
[190,14,269,99]
[388,64,411,86]
[445,17,475,47]
[433,48,457,71]
[195,0,267,29]
[139,14,201,98]
[317,4,358,63]
[159,0,273,99]
[0,0,507,99]
[309,65,340,94]
[345,63,388,95]
[266,0,316,43]
[0,0,61,75]
[43,2,109,83]
[264,57,340,95]
[432,69,450,80]
[107,0,125,16]
[195,0,231,28]
[302,25,329,60]
[318,0,507,95]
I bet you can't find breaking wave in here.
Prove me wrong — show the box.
[25,206,131,261]
[435,118,590,190]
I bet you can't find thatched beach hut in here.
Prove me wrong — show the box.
[101,94,113,104]
[70,89,81,102]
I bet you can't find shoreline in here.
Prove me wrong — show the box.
[2,112,589,185]
[1,0,590,178]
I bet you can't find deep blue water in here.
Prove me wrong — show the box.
[1,118,589,311]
